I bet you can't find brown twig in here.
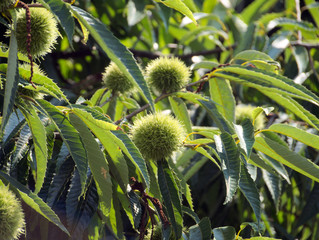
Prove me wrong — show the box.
[16,1,36,89]
[130,177,170,240]
[15,0,74,8]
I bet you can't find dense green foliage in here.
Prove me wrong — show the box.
[1,0,319,239]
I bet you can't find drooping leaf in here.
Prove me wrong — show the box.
[254,136,319,183]
[239,162,261,223]
[70,6,154,111]
[18,67,68,102]
[210,65,319,106]
[157,160,183,239]
[175,91,208,105]
[10,121,32,168]
[193,146,220,169]
[127,189,142,229]
[46,156,75,207]
[240,0,277,24]
[37,0,75,48]
[169,96,193,135]
[209,78,235,123]
[184,156,208,181]
[0,171,69,235]
[154,0,197,25]
[1,109,26,147]
[66,169,82,231]
[199,99,235,134]
[105,184,124,240]
[234,118,255,159]
[69,113,112,213]
[305,0,319,28]
[189,217,212,240]
[1,10,19,134]
[110,130,150,189]
[265,124,319,150]
[70,175,99,240]
[19,102,47,193]
[127,0,146,26]
[182,206,200,223]
[212,226,236,240]
[168,158,194,210]
[37,100,88,194]
[260,90,319,131]
[214,132,240,204]
[262,169,282,211]
[267,17,319,33]
[297,183,319,227]
[71,108,128,191]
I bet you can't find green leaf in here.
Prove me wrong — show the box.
[191,61,219,70]
[199,98,235,134]
[19,102,47,193]
[157,160,183,239]
[240,0,277,24]
[248,153,277,175]
[179,26,228,45]
[262,169,282,211]
[37,0,74,48]
[169,96,192,135]
[231,50,280,72]
[69,113,112,213]
[0,46,29,62]
[175,91,208,105]
[189,217,212,240]
[193,147,220,169]
[72,108,128,190]
[211,65,319,106]
[234,118,255,159]
[127,189,142,229]
[304,0,319,28]
[267,17,319,33]
[1,11,19,134]
[214,132,240,204]
[168,158,194,210]
[110,130,150,189]
[127,0,146,26]
[182,206,200,223]
[184,156,208,181]
[239,162,261,223]
[254,136,319,183]
[260,90,319,131]
[251,106,273,126]
[212,226,236,240]
[265,124,319,150]
[106,184,124,240]
[36,100,88,194]
[209,78,235,123]
[0,171,69,235]
[70,6,154,111]
[154,0,197,25]
[17,67,68,102]
[291,46,308,74]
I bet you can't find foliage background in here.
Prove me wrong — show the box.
[1,0,319,240]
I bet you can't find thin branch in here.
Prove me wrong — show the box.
[114,78,208,125]
[290,41,319,49]
[15,0,73,8]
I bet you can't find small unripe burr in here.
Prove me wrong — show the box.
[145,57,191,94]
[131,113,185,161]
